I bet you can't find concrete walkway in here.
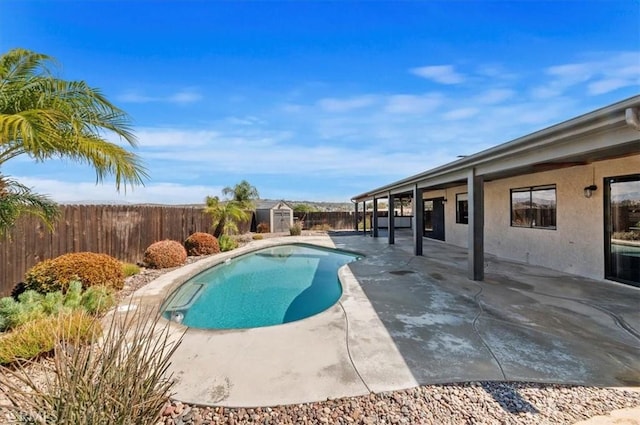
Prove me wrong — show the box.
[127,232,640,408]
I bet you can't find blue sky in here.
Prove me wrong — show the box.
[1,1,639,204]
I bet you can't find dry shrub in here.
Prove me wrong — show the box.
[184,232,220,256]
[24,252,125,294]
[252,234,264,240]
[0,311,100,365]
[143,239,187,269]
[0,307,183,424]
[256,222,269,233]
[289,222,302,236]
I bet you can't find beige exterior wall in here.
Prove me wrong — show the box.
[426,155,639,279]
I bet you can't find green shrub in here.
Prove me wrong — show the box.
[184,232,220,256]
[218,234,238,252]
[143,239,187,269]
[80,286,115,315]
[122,262,141,277]
[0,311,100,365]
[256,222,269,233]
[252,234,264,240]
[24,252,125,293]
[0,291,45,331]
[290,222,302,236]
[0,281,115,332]
[0,308,182,423]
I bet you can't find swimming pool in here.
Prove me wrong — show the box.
[162,244,361,329]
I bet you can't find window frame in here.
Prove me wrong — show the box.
[510,184,557,230]
[456,193,468,224]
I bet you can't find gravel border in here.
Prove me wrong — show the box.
[157,383,640,425]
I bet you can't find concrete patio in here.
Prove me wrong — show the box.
[128,231,640,407]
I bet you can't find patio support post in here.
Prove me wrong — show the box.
[468,168,485,280]
[362,201,367,236]
[372,196,379,237]
[354,201,359,231]
[412,184,423,256]
[388,192,395,245]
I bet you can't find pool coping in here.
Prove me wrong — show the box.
[120,234,417,407]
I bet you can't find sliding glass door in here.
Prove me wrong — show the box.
[605,175,640,286]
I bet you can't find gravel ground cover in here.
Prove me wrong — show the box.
[157,383,640,425]
[2,242,639,424]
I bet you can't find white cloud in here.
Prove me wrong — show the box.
[14,177,223,205]
[588,78,631,95]
[117,89,202,104]
[442,107,479,121]
[167,90,203,104]
[410,65,465,84]
[385,93,443,114]
[532,51,640,98]
[474,88,515,104]
[317,95,377,112]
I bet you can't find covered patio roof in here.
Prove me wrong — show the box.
[350,95,640,282]
[352,95,640,203]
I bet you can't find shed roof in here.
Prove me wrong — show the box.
[254,200,292,210]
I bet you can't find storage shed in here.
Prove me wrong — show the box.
[254,200,294,233]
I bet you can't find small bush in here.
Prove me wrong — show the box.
[252,234,264,240]
[290,222,302,236]
[143,239,187,269]
[0,311,100,365]
[184,232,220,256]
[0,292,44,331]
[80,286,116,315]
[256,222,270,233]
[0,308,182,423]
[24,252,125,293]
[122,262,141,277]
[311,223,333,231]
[0,281,115,332]
[218,234,238,252]
[612,231,640,241]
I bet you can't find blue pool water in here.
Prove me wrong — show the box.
[162,244,361,329]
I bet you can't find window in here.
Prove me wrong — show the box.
[510,185,556,229]
[456,193,468,224]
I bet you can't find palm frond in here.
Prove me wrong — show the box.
[0,176,60,236]
[0,48,147,194]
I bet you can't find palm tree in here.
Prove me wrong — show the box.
[204,196,250,237]
[221,180,259,209]
[0,48,147,234]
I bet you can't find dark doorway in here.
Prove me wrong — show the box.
[605,174,640,287]
[424,197,445,241]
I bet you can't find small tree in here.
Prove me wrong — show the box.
[221,180,259,209]
[293,203,317,213]
[204,195,250,238]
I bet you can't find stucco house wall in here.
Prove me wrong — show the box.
[431,155,639,279]
[443,185,469,249]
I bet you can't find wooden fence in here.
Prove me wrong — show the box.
[295,211,356,230]
[0,206,357,296]
[0,205,237,296]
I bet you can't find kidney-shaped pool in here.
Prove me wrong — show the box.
[161,243,362,329]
